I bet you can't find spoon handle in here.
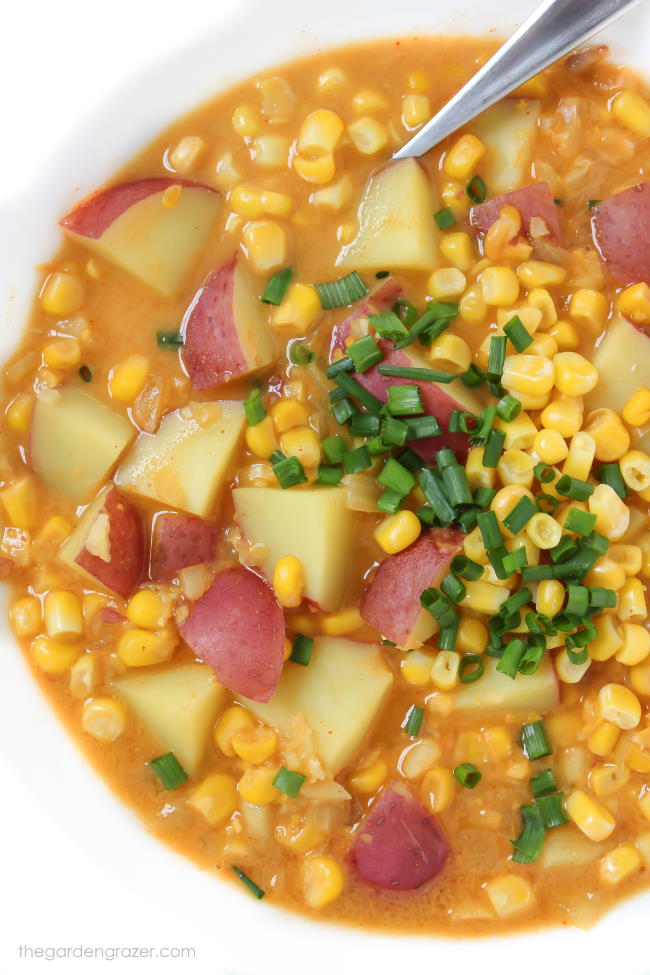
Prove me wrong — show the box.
[393,0,645,159]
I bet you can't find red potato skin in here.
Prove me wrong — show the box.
[470,181,562,245]
[352,781,450,891]
[179,566,285,702]
[150,512,218,581]
[360,528,463,646]
[328,277,402,359]
[75,487,146,599]
[59,177,214,238]
[592,182,650,285]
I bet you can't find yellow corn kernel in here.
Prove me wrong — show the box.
[535,580,564,618]
[352,89,388,113]
[31,636,80,675]
[495,413,538,451]
[126,589,168,630]
[231,725,277,764]
[161,183,183,209]
[525,512,562,550]
[298,109,345,156]
[374,510,421,555]
[562,435,595,486]
[459,283,487,325]
[586,557,627,591]
[241,221,287,272]
[399,649,434,686]
[245,416,278,459]
[81,696,126,742]
[623,387,650,427]
[422,766,455,813]
[427,332,471,373]
[547,319,580,351]
[456,617,488,655]
[213,152,241,191]
[108,355,149,403]
[280,426,320,469]
[517,261,566,288]
[215,706,254,756]
[588,722,621,757]
[464,525,488,565]
[486,875,535,918]
[617,282,650,325]
[10,595,42,639]
[506,533,540,570]
[42,338,82,370]
[317,66,347,93]
[430,650,460,690]
[40,271,85,316]
[566,789,616,841]
[462,580,509,615]
[630,659,650,696]
[546,711,582,748]
[541,394,583,438]
[484,726,513,763]
[618,580,647,623]
[253,134,291,169]
[229,185,264,218]
[616,621,650,665]
[168,135,206,173]
[444,134,486,179]
[465,447,497,492]
[569,289,609,333]
[527,332,558,358]
[590,763,630,799]
[318,608,362,637]
[502,354,554,397]
[349,757,388,794]
[533,429,568,466]
[5,394,34,433]
[117,628,176,668]
[491,485,535,528]
[480,266,520,307]
[44,590,83,640]
[259,190,292,219]
[598,682,641,729]
[600,843,641,886]
[302,856,345,909]
[528,288,558,329]
[69,654,97,699]
[402,94,431,128]
[406,70,429,93]
[497,449,535,489]
[232,104,259,136]
[439,232,474,272]
[584,409,630,463]
[609,544,643,576]
[612,90,650,137]
[553,352,599,397]
[556,648,592,684]
[271,283,321,334]
[189,773,238,825]
[428,268,467,302]
[640,791,650,821]
[237,766,280,805]
[621,450,650,495]
[588,484,630,541]
[347,117,388,156]
[310,175,352,212]
[273,555,304,609]
[0,476,36,529]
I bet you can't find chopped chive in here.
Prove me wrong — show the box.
[531,769,558,798]
[417,505,435,525]
[588,586,617,609]
[502,546,528,574]
[331,398,355,425]
[477,510,503,552]
[454,763,482,788]
[564,508,597,536]
[496,637,528,678]
[565,584,590,616]
[381,638,397,646]
[231,865,265,900]
[377,364,456,384]
[585,531,609,555]
[461,364,486,388]
[399,447,426,473]
[420,588,457,627]
[393,299,419,326]
[368,311,409,344]
[502,496,538,536]
[329,386,347,404]
[439,620,459,652]
[456,506,479,533]
[441,573,467,603]
[520,720,552,760]
[336,373,383,413]
[436,448,457,470]
[404,705,424,737]
[471,405,497,444]
[451,555,483,581]
[459,653,485,684]
[289,342,315,366]
[519,637,545,675]
[434,207,456,229]
[316,465,343,486]
[273,766,306,798]
[378,417,407,447]
[466,175,488,203]
[314,271,367,309]
[272,455,307,489]
[487,335,507,381]
[565,641,589,665]
[511,805,545,864]
[261,267,292,304]
[598,463,628,499]
[157,329,184,348]
[496,395,521,422]
[366,436,390,456]
[322,434,346,464]
[405,416,441,439]
[503,314,533,352]
[78,364,92,382]
[347,335,383,373]
[418,468,455,524]
[588,199,601,210]
[555,475,594,501]
[148,752,188,789]
[534,462,556,484]
[343,445,372,474]
[244,388,266,426]
[387,384,424,416]
[482,428,505,468]
[349,413,380,437]
[441,464,473,507]
[269,450,284,465]
[474,486,497,510]
[290,633,313,666]
[377,489,404,514]
[375,270,390,279]
[536,792,569,829]
[327,355,354,379]
[526,612,556,637]
[499,588,534,619]
[378,457,416,495]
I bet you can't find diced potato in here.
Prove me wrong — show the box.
[30,387,134,502]
[233,486,356,612]
[241,637,393,775]
[112,664,225,775]
[116,401,245,517]
[538,826,605,868]
[472,99,541,194]
[452,655,559,712]
[589,316,650,450]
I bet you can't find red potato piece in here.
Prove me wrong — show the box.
[470,181,562,245]
[352,781,450,891]
[360,528,463,647]
[182,256,276,389]
[328,277,401,359]
[592,182,650,284]
[60,177,200,237]
[70,487,146,599]
[150,512,218,581]
[179,566,284,703]
[99,607,126,624]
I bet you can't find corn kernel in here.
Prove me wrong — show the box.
[231,725,277,764]
[533,429,567,466]
[590,763,630,798]
[444,134,486,179]
[618,580,647,623]
[273,554,304,609]
[351,89,388,113]
[600,843,641,886]
[541,394,583,437]
[430,650,461,690]
[566,789,615,841]
[31,635,80,674]
[428,269,467,302]
[252,135,291,170]
[347,117,388,155]
[108,355,149,403]
[640,790,650,820]
[486,875,535,918]
[213,152,241,191]
[271,283,321,334]
[588,484,630,541]
[229,185,263,218]
[553,352,598,397]
[44,590,83,640]
[495,413,538,451]
[238,767,280,805]
[569,289,608,333]
[40,271,84,316]
[481,266,520,307]
[349,757,388,794]
[527,332,557,358]
[630,659,650,696]
[258,190,292,220]
[609,544,643,576]
[598,682,641,729]
[456,617,488,654]
[126,589,168,630]
[69,654,97,699]
[245,415,279,458]
[399,649,433,686]
[497,449,535,489]
[612,91,650,137]
[81,696,126,742]
[502,354,554,397]
[10,595,42,639]
[241,221,287,272]
[161,184,183,209]
[462,580,509,615]
[402,94,431,128]
[586,557,627,591]
[117,628,176,667]
[547,320,579,352]
[623,387,650,427]
[438,232,473,272]
[514,73,547,98]
[556,648,591,684]
[280,426,320,469]
[621,450,650,495]
[427,332,471,373]
[0,476,36,528]
[588,722,621,757]
[616,282,650,325]
[168,135,206,173]
[616,621,650,664]
[310,175,352,212]
[232,104,259,137]
[459,283,487,325]
[406,70,429,93]
[189,773,238,825]
[317,67,347,93]
[298,109,345,156]
[528,288,558,328]
[215,706,254,756]
[321,607,364,636]
[302,856,345,908]
[484,726,513,762]
[374,510,421,555]
[43,338,81,370]
[536,579,565,618]
[584,409,630,462]
[5,394,34,433]
[517,261,566,288]
[465,447,497,492]
[422,766,455,813]
[525,512,562,550]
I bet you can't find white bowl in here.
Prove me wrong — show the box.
[2,2,650,972]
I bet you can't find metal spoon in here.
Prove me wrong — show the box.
[393,0,645,159]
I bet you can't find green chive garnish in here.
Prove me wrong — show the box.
[321,434,346,464]
[502,496,538,535]
[347,335,383,373]
[466,175,488,203]
[157,329,184,348]
[232,865,265,899]
[378,457,416,496]
[368,311,409,342]
[336,373,383,413]
[404,705,424,737]
[349,413,380,437]
[520,720,552,760]
[458,653,485,684]
[503,315,533,352]
[536,792,569,829]
[327,356,354,379]
[555,475,594,501]
[598,463,628,499]
[243,387,266,426]
[273,455,307,489]
[434,207,456,229]
[289,342,315,366]
[531,769,558,798]
[316,465,343,486]
[377,364,456,384]
[148,752,188,789]
[78,364,92,383]
[511,805,545,863]
[454,763,482,788]
[261,267,292,305]
[387,384,424,416]
[290,633,313,666]
[343,445,372,474]
[273,766,306,798]
[314,271,367,309]
[482,428,505,467]
[496,395,521,421]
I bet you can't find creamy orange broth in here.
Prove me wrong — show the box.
[4,35,650,934]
